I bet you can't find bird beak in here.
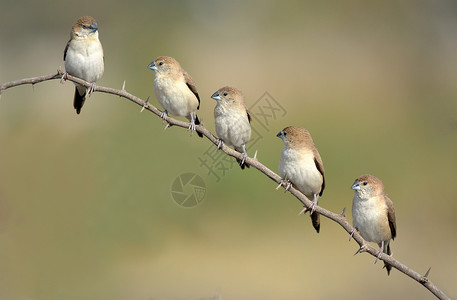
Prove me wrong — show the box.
[211,91,221,101]
[276,131,283,138]
[148,62,158,71]
[351,180,361,191]
[89,23,98,33]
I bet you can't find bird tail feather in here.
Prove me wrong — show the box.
[194,115,203,138]
[73,86,86,114]
[384,242,392,275]
[311,212,320,233]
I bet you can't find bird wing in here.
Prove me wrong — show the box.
[313,150,325,196]
[183,70,200,109]
[63,39,70,61]
[385,195,397,239]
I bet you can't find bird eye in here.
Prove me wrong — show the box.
[283,131,287,136]
[223,92,228,96]
[82,25,89,29]
[158,62,164,66]
[363,182,368,186]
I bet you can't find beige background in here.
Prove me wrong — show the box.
[1,1,456,299]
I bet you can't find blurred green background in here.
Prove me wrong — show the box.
[1,1,456,299]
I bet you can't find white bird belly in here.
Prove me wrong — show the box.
[352,198,389,243]
[278,148,322,198]
[215,111,251,148]
[154,78,197,117]
[65,40,104,83]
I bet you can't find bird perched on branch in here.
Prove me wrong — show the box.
[64,16,104,114]
[277,126,325,233]
[211,86,251,169]
[351,174,397,275]
[148,56,203,137]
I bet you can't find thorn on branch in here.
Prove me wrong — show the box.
[340,207,346,217]
[420,267,431,283]
[424,267,431,278]
[121,80,126,91]
[354,244,368,256]
[253,150,258,161]
[164,122,172,131]
[297,206,308,216]
[141,96,150,112]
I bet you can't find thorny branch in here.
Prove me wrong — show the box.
[0,71,451,300]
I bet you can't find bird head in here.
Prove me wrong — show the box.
[72,16,99,38]
[211,86,244,105]
[351,174,385,199]
[148,56,180,74]
[277,126,313,149]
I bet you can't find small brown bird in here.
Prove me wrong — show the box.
[351,174,397,275]
[64,16,104,114]
[212,86,251,169]
[148,56,203,137]
[277,126,325,233]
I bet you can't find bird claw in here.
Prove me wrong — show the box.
[188,121,196,136]
[296,197,317,217]
[309,202,316,215]
[60,72,68,84]
[309,194,319,215]
[283,180,292,191]
[239,152,247,166]
[374,251,382,264]
[374,240,385,264]
[88,82,96,96]
[160,110,168,124]
[276,178,292,192]
[349,227,357,241]
[217,139,223,150]
[374,248,383,264]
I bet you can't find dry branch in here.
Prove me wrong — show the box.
[0,71,451,300]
